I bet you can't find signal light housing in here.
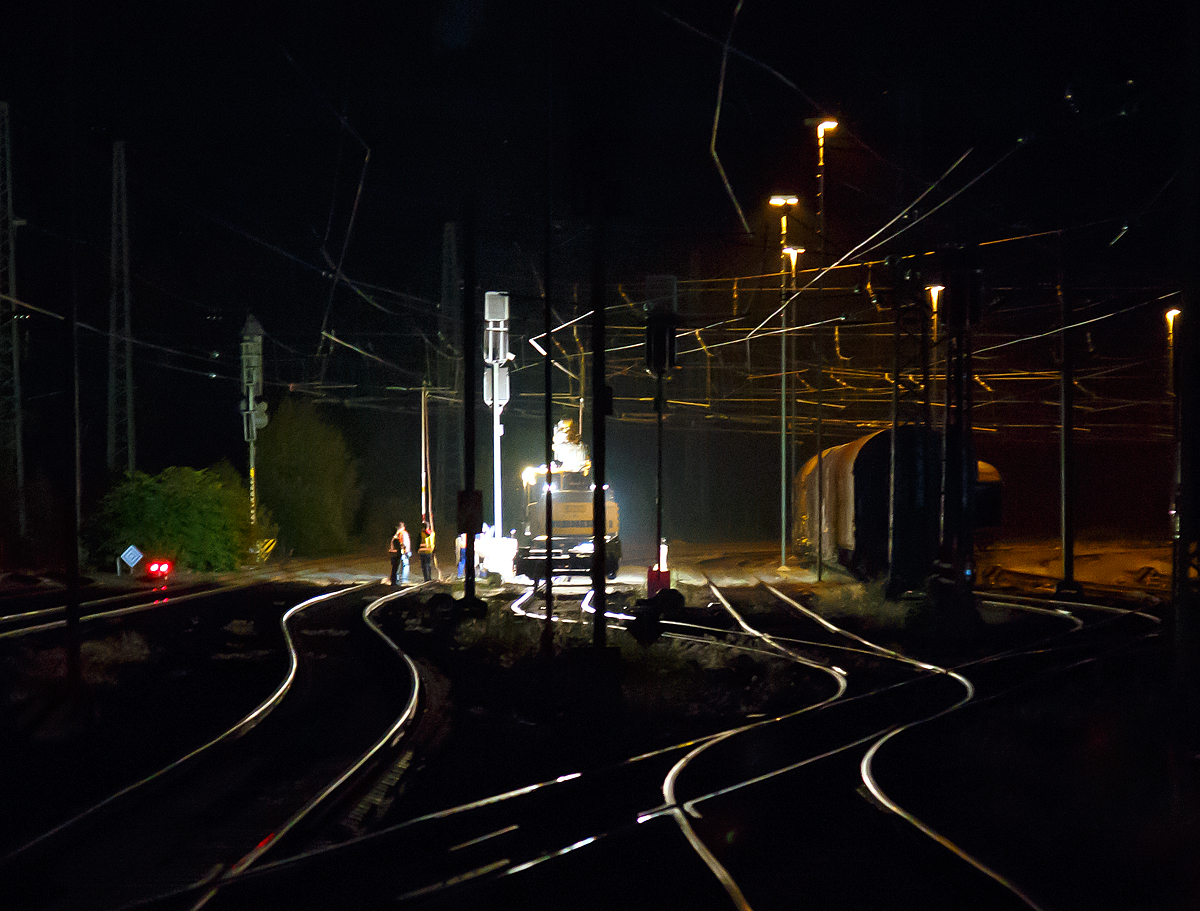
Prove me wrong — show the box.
[146,560,172,581]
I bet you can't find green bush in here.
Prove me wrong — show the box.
[89,467,256,571]
[255,398,361,556]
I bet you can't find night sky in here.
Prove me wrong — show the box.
[1,1,1191,558]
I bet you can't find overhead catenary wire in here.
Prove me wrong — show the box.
[708,0,752,235]
[852,143,1024,260]
[748,148,974,338]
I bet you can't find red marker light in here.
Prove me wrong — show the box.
[147,560,171,577]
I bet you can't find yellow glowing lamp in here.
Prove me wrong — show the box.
[817,120,838,166]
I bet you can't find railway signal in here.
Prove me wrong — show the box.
[645,275,677,596]
[240,315,267,527]
[484,291,512,544]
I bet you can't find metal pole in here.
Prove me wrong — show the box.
[1057,238,1079,593]
[68,268,82,690]
[246,382,257,527]
[592,222,607,647]
[462,208,477,606]
[542,226,554,647]
[815,125,832,582]
[249,437,256,527]
[780,212,787,568]
[120,143,134,475]
[66,57,83,690]
[656,369,664,566]
[493,361,502,536]
[68,249,82,690]
[1,103,26,543]
[107,145,118,474]
[816,329,823,581]
[889,296,901,577]
[421,383,429,519]
[788,252,798,548]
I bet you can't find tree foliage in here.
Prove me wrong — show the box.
[256,397,361,556]
[89,467,252,571]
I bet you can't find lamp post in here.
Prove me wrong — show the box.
[1168,307,1182,594]
[928,284,944,430]
[1168,307,1181,397]
[814,119,836,581]
[770,194,798,568]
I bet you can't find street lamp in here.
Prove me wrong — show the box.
[1167,307,1181,396]
[770,195,799,568]
[928,284,944,344]
[784,242,803,559]
[1167,306,1183,593]
[814,119,836,581]
[816,121,837,261]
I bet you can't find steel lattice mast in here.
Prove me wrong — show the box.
[0,102,26,548]
[106,140,135,474]
[886,265,935,597]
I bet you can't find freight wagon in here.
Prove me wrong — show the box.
[794,426,1001,581]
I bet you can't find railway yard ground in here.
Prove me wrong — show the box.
[1,537,1197,909]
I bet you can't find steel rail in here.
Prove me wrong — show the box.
[2,582,372,867]
[666,582,965,816]
[0,578,264,640]
[184,585,433,908]
[227,577,1076,907]
[977,589,1160,624]
[857,627,1162,910]
[223,580,975,907]
[659,580,849,911]
[757,583,1054,909]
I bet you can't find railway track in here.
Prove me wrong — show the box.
[329,576,1160,910]
[135,581,835,909]
[4,569,1170,909]
[0,578,251,638]
[139,579,1004,907]
[671,579,1162,910]
[1,582,431,911]
[1,581,326,851]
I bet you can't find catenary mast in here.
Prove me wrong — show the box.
[106,140,135,475]
[0,102,26,548]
